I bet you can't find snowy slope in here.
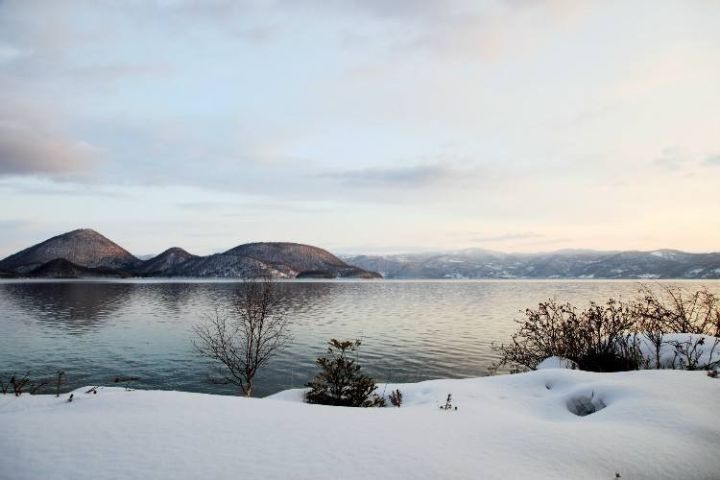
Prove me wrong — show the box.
[1,370,718,480]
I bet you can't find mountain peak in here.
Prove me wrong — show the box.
[0,228,140,273]
[69,228,101,234]
[160,247,193,256]
[136,247,197,276]
[168,241,379,278]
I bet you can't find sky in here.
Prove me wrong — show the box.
[1,0,719,257]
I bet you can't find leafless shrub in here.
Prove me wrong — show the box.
[7,372,49,396]
[637,285,720,336]
[496,286,720,372]
[29,378,50,394]
[1,371,60,396]
[636,285,720,370]
[668,336,719,370]
[56,371,65,397]
[389,389,403,407]
[494,299,642,372]
[193,278,292,397]
[493,299,576,371]
[439,393,457,411]
[10,373,31,396]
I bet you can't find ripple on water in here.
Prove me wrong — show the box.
[1,280,719,396]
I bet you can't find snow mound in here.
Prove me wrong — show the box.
[1,370,718,480]
[537,356,579,370]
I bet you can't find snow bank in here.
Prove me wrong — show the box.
[2,370,718,480]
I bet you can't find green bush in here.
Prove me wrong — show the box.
[305,339,385,407]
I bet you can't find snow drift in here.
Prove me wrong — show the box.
[2,369,718,480]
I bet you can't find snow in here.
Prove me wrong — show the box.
[2,369,719,480]
[536,356,579,370]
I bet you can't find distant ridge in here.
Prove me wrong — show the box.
[343,249,720,279]
[0,229,381,279]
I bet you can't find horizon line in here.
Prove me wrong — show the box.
[2,227,719,260]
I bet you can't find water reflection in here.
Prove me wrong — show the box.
[0,280,718,396]
[0,282,132,333]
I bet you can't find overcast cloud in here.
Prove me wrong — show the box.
[0,0,719,256]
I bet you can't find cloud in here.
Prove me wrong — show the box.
[704,154,720,166]
[654,149,720,171]
[323,164,479,187]
[0,117,101,177]
[0,42,29,64]
[176,199,329,214]
[0,180,124,198]
[469,232,545,243]
[653,147,688,171]
[329,0,592,63]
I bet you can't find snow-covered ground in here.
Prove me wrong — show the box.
[2,369,718,480]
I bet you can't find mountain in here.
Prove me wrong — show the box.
[135,247,197,276]
[343,249,720,279]
[27,258,128,279]
[0,228,141,274]
[168,242,380,279]
[0,230,381,279]
[4,228,718,279]
[0,269,18,279]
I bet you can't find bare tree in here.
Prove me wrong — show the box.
[193,278,292,397]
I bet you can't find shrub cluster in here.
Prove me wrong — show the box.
[496,285,720,372]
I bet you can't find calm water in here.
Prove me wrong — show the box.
[2,279,719,396]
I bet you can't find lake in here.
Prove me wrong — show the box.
[1,279,718,397]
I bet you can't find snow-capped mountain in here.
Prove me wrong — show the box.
[343,249,720,279]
